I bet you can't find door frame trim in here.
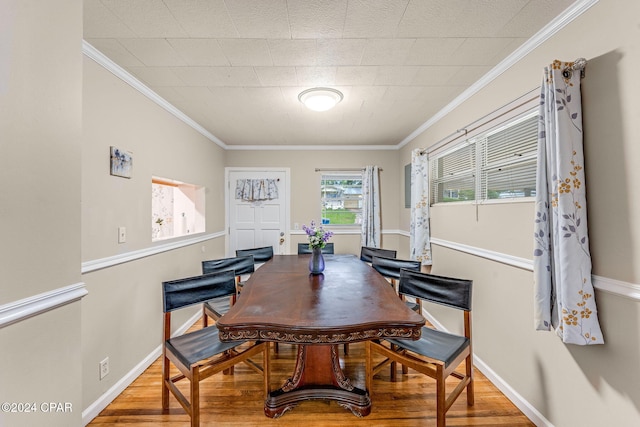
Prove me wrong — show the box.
[225,167,291,256]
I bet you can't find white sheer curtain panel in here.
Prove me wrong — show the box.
[533,59,603,345]
[361,165,380,247]
[410,149,432,265]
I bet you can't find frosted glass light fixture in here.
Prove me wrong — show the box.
[298,87,343,112]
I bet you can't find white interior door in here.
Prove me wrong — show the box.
[227,169,289,257]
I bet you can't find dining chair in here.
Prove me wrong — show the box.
[234,246,282,351]
[236,246,274,264]
[162,270,270,427]
[200,255,255,326]
[297,242,334,254]
[371,255,422,311]
[359,246,397,263]
[365,269,473,427]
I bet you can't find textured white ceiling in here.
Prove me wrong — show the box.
[84,0,575,147]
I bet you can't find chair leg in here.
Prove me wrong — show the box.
[190,367,200,427]
[365,341,373,393]
[263,343,271,399]
[466,356,475,405]
[202,307,209,328]
[436,372,446,427]
[390,344,398,382]
[161,354,170,410]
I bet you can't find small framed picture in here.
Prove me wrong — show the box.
[110,146,132,178]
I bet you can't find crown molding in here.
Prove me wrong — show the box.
[81,41,228,149]
[83,0,598,152]
[225,144,398,151]
[397,0,599,149]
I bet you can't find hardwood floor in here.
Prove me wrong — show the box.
[89,335,534,426]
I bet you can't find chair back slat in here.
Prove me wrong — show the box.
[236,246,274,263]
[163,270,236,313]
[399,269,472,311]
[371,255,420,280]
[298,242,334,254]
[360,246,397,263]
[202,255,255,275]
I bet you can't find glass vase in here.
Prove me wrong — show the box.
[309,246,325,275]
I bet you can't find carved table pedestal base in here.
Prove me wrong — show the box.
[264,344,371,418]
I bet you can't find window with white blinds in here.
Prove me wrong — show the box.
[430,143,476,203]
[430,109,537,204]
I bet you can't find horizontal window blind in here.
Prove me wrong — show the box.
[480,112,538,199]
[429,109,538,204]
[430,143,476,203]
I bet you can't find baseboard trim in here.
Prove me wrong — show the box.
[81,311,201,426]
[421,309,554,427]
[0,282,87,329]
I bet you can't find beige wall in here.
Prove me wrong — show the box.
[4,1,639,426]
[226,149,403,255]
[80,58,229,408]
[400,0,640,425]
[0,1,83,426]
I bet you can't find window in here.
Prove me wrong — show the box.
[430,110,537,204]
[152,176,205,241]
[320,173,363,226]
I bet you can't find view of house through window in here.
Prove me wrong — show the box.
[320,173,363,226]
[430,110,538,204]
[152,176,205,241]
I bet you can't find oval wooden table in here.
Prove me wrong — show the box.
[216,254,425,418]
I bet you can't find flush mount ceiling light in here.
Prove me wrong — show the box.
[298,87,344,112]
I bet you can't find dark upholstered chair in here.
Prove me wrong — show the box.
[162,271,270,427]
[200,255,255,326]
[366,269,474,427]
[360,246,397,263]
[371,255,422,311]
[236,246,274,264]
[297,242,334,254]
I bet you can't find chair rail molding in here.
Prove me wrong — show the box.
[82,231,225,274]
[0,283,87,328]
[430,237,640,302]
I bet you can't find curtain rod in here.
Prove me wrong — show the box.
[562,57,587,79]
[419,86,541,156]
[315,167,383,172]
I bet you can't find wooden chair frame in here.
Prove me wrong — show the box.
[365,269,474,427]
[162,271,270,427]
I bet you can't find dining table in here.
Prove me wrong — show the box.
[216,254,425,418]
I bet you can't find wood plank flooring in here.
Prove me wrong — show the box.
[89,331,534,427]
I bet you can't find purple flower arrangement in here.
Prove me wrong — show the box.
[302,220,333,249]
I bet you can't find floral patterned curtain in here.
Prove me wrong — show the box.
[235,179,279,201]
[410,149,432,265]
[361,165,380,247]
[533,59,603,345]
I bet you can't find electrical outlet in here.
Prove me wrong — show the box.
[118,226,126,243]
[99,357,110,380]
